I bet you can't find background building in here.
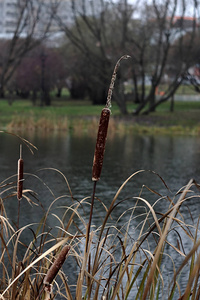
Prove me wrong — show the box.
[0,0,103,40]
[0,0,19,38]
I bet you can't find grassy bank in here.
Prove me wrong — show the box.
[0,98,200,135]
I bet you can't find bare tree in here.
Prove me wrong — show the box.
[54,0,134,112]
[130,0,199,115]
[9,45,68,105]
[0,0,56,98]
[182,29,200,93]
[55,0,199,114]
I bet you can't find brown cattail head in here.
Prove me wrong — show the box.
[43,245,70,286]
[92,108,110,181]
[92,55,130,182]
[17,145,24,200]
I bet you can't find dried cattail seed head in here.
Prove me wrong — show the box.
[92,108,110,181]
[92,55,130,182]
[43,245,70,286]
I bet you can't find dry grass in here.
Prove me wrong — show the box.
[6,115,200,137]
[7,116,69,132]
[0,160,200,299]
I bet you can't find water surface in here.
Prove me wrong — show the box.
[1,131,200,298]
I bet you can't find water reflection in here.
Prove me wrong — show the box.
[1,131,200,232]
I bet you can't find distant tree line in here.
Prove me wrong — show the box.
[0,0,200,114]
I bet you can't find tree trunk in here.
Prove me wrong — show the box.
[46,90,51,106]
[56,87,62,98]
[31,90,37,106]
[42,90,51,106]
[118,101,128,115]
[88,84,107,105]
[0,85,5,98]
[170,95,174,112]
[148,94,156,113]
[113,91,128,115]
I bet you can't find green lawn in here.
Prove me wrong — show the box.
[0,98,200,134]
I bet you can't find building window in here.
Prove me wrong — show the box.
[6,3,17,8]
[7,12,18,17]
[6,21,17,27]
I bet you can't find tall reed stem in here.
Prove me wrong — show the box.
[85,181,97,252]
[85,55,131,252]
[17,144,23,229]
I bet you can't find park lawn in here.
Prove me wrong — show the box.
[0,98,200,134]
[0,98,128,125]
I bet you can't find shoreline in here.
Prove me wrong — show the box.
[0,99,199,135]
[3,113,200,136]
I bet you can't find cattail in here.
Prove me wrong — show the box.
[92,107,110,181]
[43,245,70,286]
[87,55,131,251]
[17,145,24,200]
[92,55,131,182]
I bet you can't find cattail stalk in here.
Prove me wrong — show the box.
[17,145,24,230]
[44,284,52,300]
[17,144,24,201]
[85,55,131,253]
[43,245,70,286]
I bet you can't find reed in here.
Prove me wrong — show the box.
[1,163,200,299]
[17,145,24,229]
[17,145,24,200]
[0,142,200,299]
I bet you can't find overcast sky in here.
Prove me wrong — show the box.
[125,0,199,18]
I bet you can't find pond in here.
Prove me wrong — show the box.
[1,130,200,298]
[1,131,200,208]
